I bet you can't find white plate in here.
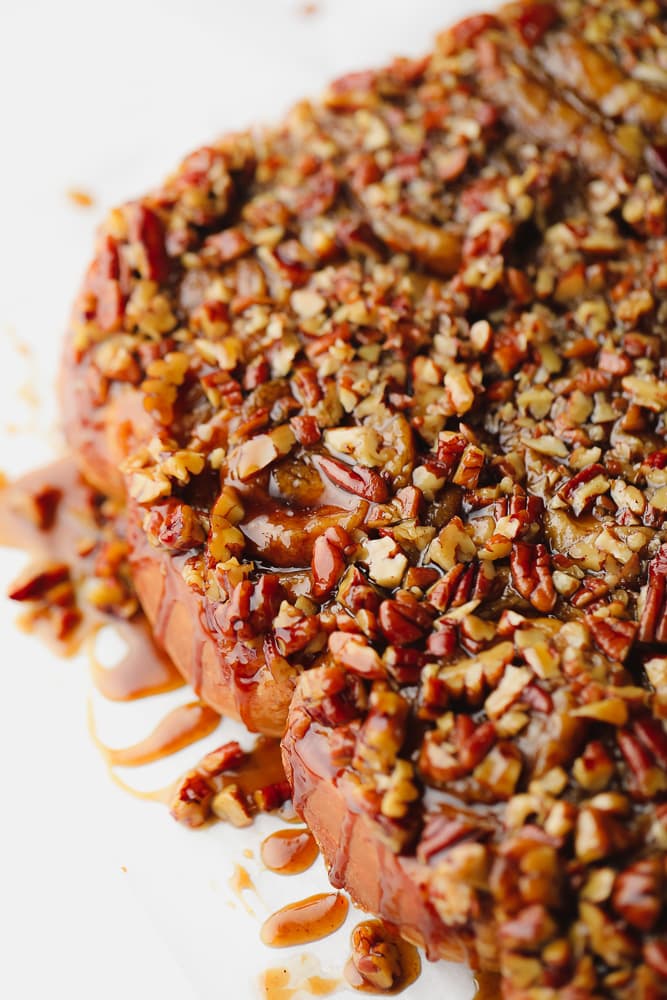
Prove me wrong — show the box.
[0,3,484,997]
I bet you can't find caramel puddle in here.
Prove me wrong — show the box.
[261,893,349,948]
[259,955,340,1000]
[261,828,319,876]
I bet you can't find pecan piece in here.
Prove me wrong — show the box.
[318,454,388,502]
[617,730,667,799]
[644,939,667,978]
[612,859,663,932]
[557,464,610,517]
[126,204,169,282]
[8,563,70,602]
[639,546,667,644]
[378,599,426,646]
[587,616,637,662]
[143,499,205,551]
[510,542,556,613]
[311,527,349,599]
[329,631,386,679]
[514,2,558,46]
[349,921,403,992]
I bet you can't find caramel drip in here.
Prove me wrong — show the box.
[228,863,257,916]
[343,920,421,995]
[261,828,319,876]
[86,701,174,804]
[88,619,184,701]
[260,893,349,948]
[100,701,220,767]
[474,971,501,1000]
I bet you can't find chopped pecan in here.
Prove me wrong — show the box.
[143,499,205,551]
[612,859,663,932]
[329,631,385,679]
[587,616,637,662]
[8,563,70,602]
[311,527,349,599]
[557,465,610,517]
[126,204,169,282]
[510,542,556,613]
[318,454,388,502]
[639,546,667,644]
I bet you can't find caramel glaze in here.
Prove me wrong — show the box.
[88,618,184,701]
[474,972,501,1000]
[344,920,421,996]
[260,893,349,948]
[101,701,220,767]
[231,735,286,799]
[259,964,340,1000]
[261,828,319,876]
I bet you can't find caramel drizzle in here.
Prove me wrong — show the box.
[98,701,220,768]
[88,619,184,702]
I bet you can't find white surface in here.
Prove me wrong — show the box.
[0,2,483,998]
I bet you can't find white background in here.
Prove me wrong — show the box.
[0,2,482,997]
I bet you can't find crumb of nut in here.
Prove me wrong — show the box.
[66,187,95,208]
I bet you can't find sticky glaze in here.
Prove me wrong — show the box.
[88,619,184,701]
[101,701,220,767]
[261,828,319,876]
[261,893,349,948]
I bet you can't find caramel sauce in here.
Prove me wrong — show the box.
[100,701,220,767]
[88,619,184,701]
[261,893,349,948]
[229,863,257,916]
[261,828,319,876]
[230,736,286,799]
[474,971,501,999]
[86,701,174,804]
[343,920,421,996]
[259,957,340,1000]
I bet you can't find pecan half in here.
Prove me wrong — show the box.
[639,546,667,643]
[510,542,556,612]
[318,454,388,502]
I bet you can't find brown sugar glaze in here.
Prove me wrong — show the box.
[261,893,349,948]
[344,920,421,996]
[261,828,319,875]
